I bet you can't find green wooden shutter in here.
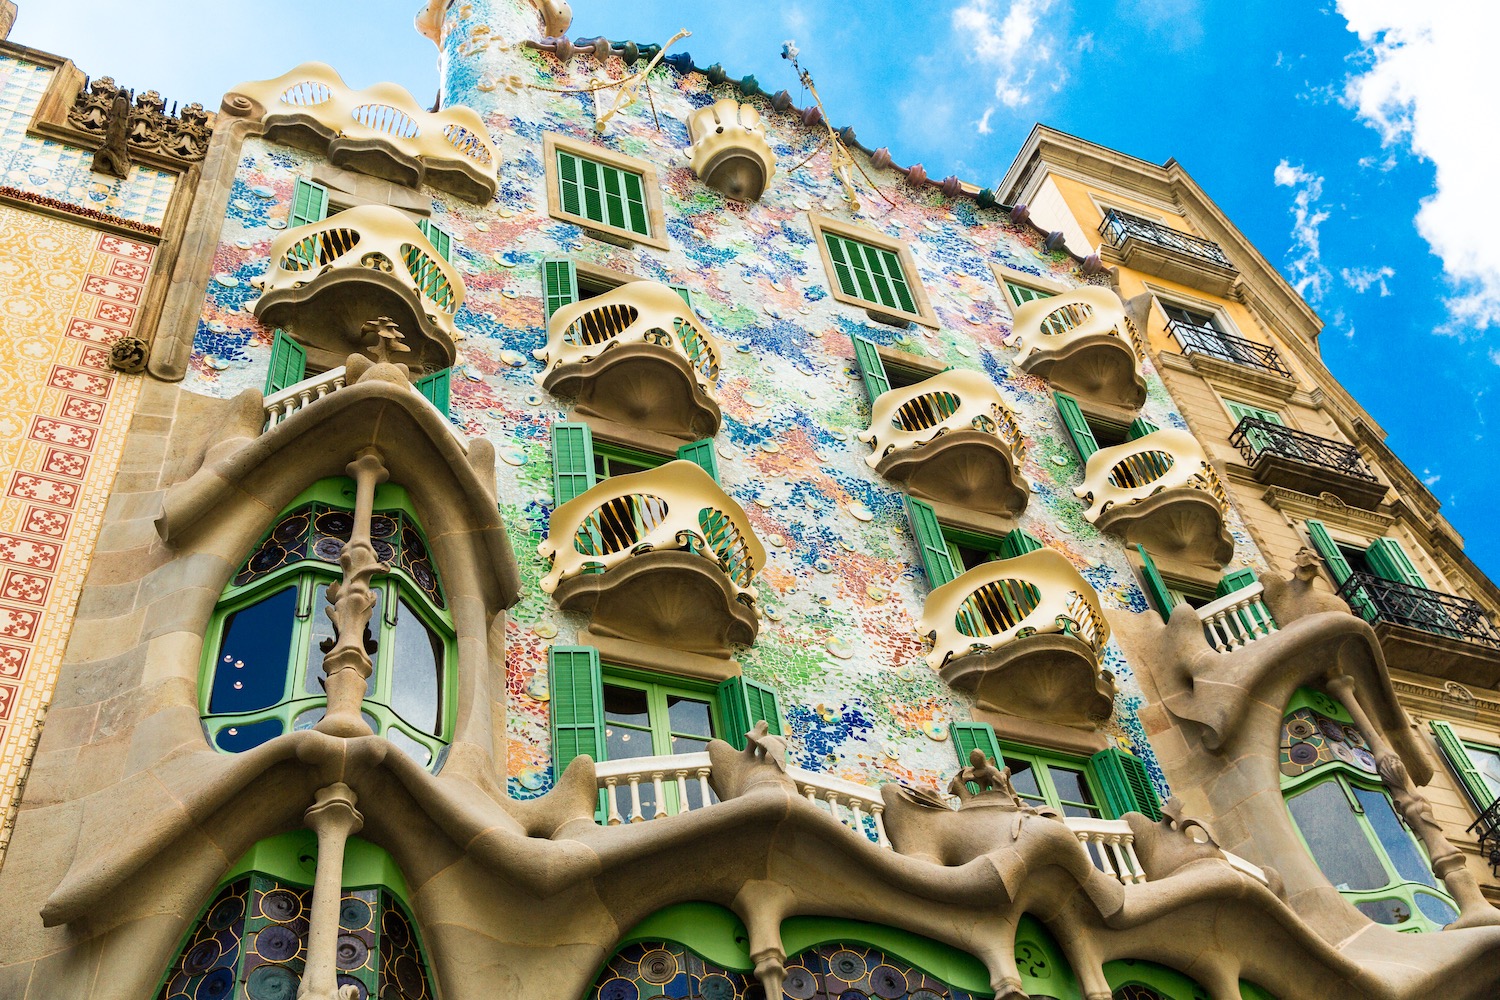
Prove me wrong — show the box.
[548,645,606,767]
[1215,567,1258,597]
[1004,281,1054,308]
[289,178,329,229]
[824,233,859,299]
[416,219,453,261]
[998,530,1044,559]
[1135,544,1176,620]
[1054,391,1099,461]
[414,368,451,416]
[851,334,891,403]
[264,330,307,395]
[1305,520,1354,586]
[1224,399,1284,426]
[717,676,783,751]
[1430,720,1497,812]
[551,422,597,506]
[676,438,719,482]
[907,497,959,589]
[621,169,649,236]
[1366,538,1428,588]
[951,721,1004,795]
[543,258,580,321]
[669,284,693,308]
[1127,418,1160,440]
[557,149,584,217]
[1091,746,1162,821]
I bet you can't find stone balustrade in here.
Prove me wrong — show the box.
[1196,582,1278,652]
[261,365,467,447]
[1066,817,1147,885]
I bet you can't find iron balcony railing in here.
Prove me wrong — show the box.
[1099,209,1234,270]
[1468,796,1500,877]
[1337,571,1500,649]
[1229,417,1379,483]
[1169,320,1294,379]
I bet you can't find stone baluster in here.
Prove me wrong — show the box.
[297,784,363,1000]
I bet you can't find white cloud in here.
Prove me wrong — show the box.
[1422,468,1441,486]
[1272,160,1333,304]
[1341,265,1395,296]
[953,0,1061,110]
[1337,1,1500,332]
[974,107,996,134]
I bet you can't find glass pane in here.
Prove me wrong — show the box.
[1049,766,1095,806]
[1414,891,1458,928]
[1353,786,1437,888]
[1469,744,1500,800]
[1004,756,1047,804]
[1354,897,1412,925]
[304,583,335,695]
[214,717,283,752]
[667,695,713,738]
[386,727,433,768]
[292,706,325,731]
[209,587,298,714]
[668,734,711,754]
[1286,780,1390,891]
[389,597,443,736]
[603,684,651,728]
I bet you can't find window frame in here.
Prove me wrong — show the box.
[199,480,457,769]
[600,666,724,816]
[543,132,670,250]
[809,213,938,329]
[999,741,1107,819]
[989,262,1070,314]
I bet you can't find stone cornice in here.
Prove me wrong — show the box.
[1262,485,1396,534]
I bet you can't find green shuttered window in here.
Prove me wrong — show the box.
[556,149,651,237]
[950,721,1004,796]
[1366,538,1428,588]
[1305,520,1354,585]
[1004,280,1054,308]
[1215,567,1258,597]
[1091,746,1163,821]
[1127,417,1160,440]
[997,529,1044,559]
[548,645,606,768]
[1054,391,1099,461]
[717,676,783,751]
[543,258,580,320]
[1430,721,1499,813]
[851,334,891,403]
[414,368,452,416]
[551,422,597,506]
[676,438,720,482]
[907,497,960,589]
[416,218,453,261]
[824,232,918,315]
[1135,544,1175,620]
[290,178,329,229]
[265,330,307,395]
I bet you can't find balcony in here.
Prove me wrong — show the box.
[538,461,765,655]
[919,549,1117,727]
[254,205,462,375]
[858,368,1029,518]
[533,282,724,440]
[1337,572,1500,687]
[1196,581,1279,652]
[225,63,499,202]
[1076,428,1234,568]
[261,365,464,446]
[1169,319,1295,384]
[685,99,777,202]
[1229,417,1387,510]
[1098,209,1238,296]
[1012,286,1146,409]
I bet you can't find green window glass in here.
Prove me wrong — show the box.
[556,149,651,237]
[823,232,918,315]
[1004,279,1054,308]
[264,330,307,396]
[289,177,329,229]
[1004,745,1105,819]
[543,257,580,320]
[201,480,454,771]
[593,441,665,481]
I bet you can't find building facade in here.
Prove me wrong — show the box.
[0,2,1496,999]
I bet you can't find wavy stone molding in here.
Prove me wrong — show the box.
[533,281,724,439]
[1013,286,1147,410]
[860,367,1030,518]
[685,99,777,202]
[223,63,499,202]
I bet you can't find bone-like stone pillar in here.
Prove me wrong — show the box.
[298,783,364,1000]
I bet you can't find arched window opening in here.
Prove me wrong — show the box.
[201,478,455,770]
[1280,687,1458,932]
[156,832,435,1000]
[1104,959,1209,1000]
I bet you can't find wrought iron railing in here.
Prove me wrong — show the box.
[1337,572,1500,649]
[1168,320,1294,379]
[1468,796,1500,876]
[1099,209,1234,269]
[1230,417,1378,483]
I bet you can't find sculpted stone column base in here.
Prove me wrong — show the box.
[298,783,364,1000]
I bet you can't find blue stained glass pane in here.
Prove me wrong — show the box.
[209,587,298,714]
[1353,786,1438,888]
[1414,891,1459,927]
[213,717,284,753]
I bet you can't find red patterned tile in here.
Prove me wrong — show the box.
[30,417,96,450]
[94,301,135,325]
[0,643,29,678]
[48,366,113,399]
[2,571,51,606]
[108,258,149,283]
[0,535,60,572]
[8,473,79,509]
[83,275,142,304]
[77,346,111,371]
[21,507,70,539]
[65,317,126,345]
[42,448,89,479]
[58,396,104,424]
[99,234,153,261]
[0,682,15,720]
[0,605,40,642]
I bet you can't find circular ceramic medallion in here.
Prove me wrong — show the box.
[1332,742,1356,764]
[700,973,737,1000]
[597,978,639,1000]
[207,894,246,931]
[1352,748,1377,771]
[268,219,286,230]
[783,966,818,999]
[245,964,298,1000]
[336,934,368,970]
[638,949,677,984]
[1287,718,1317,740]
[393,954,426,995]
[1319,718,1346,741]
[847,502,873,522]
[1288,742,1319,766]
[869,966,906,999]
[260,889,301,922]
[182,939,222,975]
[214,273,239,287]
[255,924,301,962]
[828,950,866,980]
[339,897,372,929]
[195,967,236,1000]
[827,638,854,659]
[382,908,411,947]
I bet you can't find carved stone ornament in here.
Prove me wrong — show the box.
[541,0,573,37]
[106,336,149,374]
[68,76,213,172]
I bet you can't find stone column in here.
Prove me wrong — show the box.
[1327,673,1494,921]
[298,783,364,1000]
[316,448,389,738]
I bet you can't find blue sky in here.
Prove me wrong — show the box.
[13,1,1499,581]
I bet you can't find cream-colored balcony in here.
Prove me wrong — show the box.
[684,99,777,202]
[254,205,462,375]
[1075,428,1234,569]
[1012,286,1146,409]
[225,63,498,202]
[920,549,1117,727]
[858,368,1029,518]
[533,282,724,439]
[538,461,765,655]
